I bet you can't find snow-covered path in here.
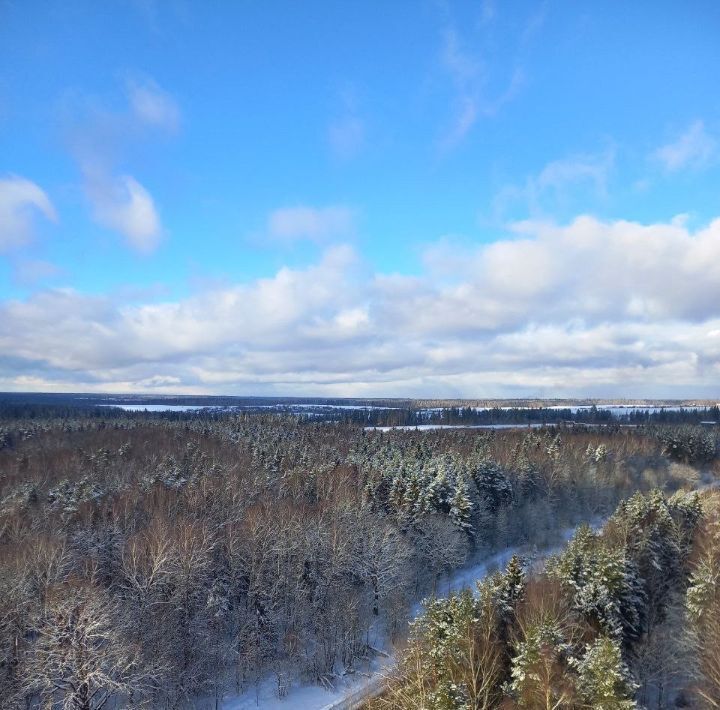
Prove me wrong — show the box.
[221,521,596,710]
[315,481,717,710]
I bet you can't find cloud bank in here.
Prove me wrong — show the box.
[2,215,719,397]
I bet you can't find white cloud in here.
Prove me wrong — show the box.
[0,176,57,251]
[126,77,181,132]
[334,307,369,331]
[419,215,720,326]
[654,120,717,172]
[267,205,356,244]
[88,175,162,252]
[2,216,720,396]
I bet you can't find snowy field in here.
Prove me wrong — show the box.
[253,404,401,411]
[365,423,547,432]
[220,655,393,710]
[98,404,209,412]
[98,403,399,413]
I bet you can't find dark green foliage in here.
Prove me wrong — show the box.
[659,426,717,464]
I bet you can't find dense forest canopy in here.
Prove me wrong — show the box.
[0,402,717,708]
[373,487,720,709]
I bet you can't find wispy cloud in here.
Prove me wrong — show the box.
[654,120,717,172]
[0,176,57,252]
[328,116,365,160]
[12,259,62,285]
[327,87,365,160]
[437,6,530,150]
[536,149,615,195]
[125,77,181,132]
[494,147,615,219]
[266,205,356,244]
[519,1,549,47]
[63,77,179,252]
[439,28,483,148]
[480,0,496,25]
[438,30,525,149]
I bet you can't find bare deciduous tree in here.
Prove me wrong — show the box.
[21,583,157,710]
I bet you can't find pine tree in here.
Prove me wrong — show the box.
[509,619,574,708]
[471,458,512,512]
[388,472,406,514]
[492,555,526,619]
[573,636,637,709]
[546,525,645,643]
[449,477,474,534]
[403,471,423,524]
[423,468,450,515]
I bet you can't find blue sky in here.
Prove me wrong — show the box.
[1,1,720,397]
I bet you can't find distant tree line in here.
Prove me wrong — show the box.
[336,405,720,428]
[1,399,718,427]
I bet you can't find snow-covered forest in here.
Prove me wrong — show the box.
[0,407,716,708]
[374,486,720,709]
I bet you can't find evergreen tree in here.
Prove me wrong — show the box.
[471,458,512,512]
[547,524,645,642]
[509,619,574,708]
[388,472,406,515]
[573,636,637,709]
[490,555,526,621]
[449,477,474,534]
[403,471,423,524]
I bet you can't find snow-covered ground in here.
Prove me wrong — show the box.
[98,404,209,412]
[262,404,401,411]
[365,423,547,432]
[221,654,393,710]
[99,403,400,413]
